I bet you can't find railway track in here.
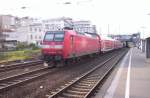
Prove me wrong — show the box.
[0,50,120,93]
[0,60,43,72]
[0,57,40,65]
[0,64,58,93]
[48,49,128,98]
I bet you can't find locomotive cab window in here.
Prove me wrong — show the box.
[44,33,54,41]
[44,31,64,41]
[54,33,64,41]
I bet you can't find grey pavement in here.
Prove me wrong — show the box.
[94,48,150,98]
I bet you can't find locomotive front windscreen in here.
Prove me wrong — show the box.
[44,31,64,41]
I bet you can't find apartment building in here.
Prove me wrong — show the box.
[43,17,73,31]
[73,20,97,34]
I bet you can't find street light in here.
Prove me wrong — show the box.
[140,26,146,52]
[141,26,146,39]
[20,6,29,17]
[21,6,27,9]
[63,2,72,5]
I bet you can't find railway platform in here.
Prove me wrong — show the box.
[95,47,150,98]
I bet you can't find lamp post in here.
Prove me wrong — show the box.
[20,6,28,17]
[108,24,110,35]
[140,26,146,52]
[141,26,146,39]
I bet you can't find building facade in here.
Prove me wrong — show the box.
[43,17,73,31]
[0,15,17,51]
[0,15,16,30]
[73,21,97,34]
[28,22,44,45]
[0,15,98,49]
[16,17,45,45]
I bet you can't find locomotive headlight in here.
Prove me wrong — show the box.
[41,45,63,49]
[54,45,63,49]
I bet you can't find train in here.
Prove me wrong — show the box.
[41,29,123,67]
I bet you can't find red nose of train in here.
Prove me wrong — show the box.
[41,41,63,55]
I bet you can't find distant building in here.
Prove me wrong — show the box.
[43,17,73,31]
[0,15,18,51]
[0,15,17,31]
[73,20,97,33]
[0,31,18,50]
[28,22,44,45]
[92,25,97,33]
[16,17,44,45]
[1,15,98,48]
[108,34,132,42]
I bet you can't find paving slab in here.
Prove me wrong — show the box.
[94,48,150,98]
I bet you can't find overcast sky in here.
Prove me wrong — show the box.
[0,0,150,37]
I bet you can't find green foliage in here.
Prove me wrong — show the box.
[0,49,41,62]
[28,43,39,50]
[16,42,29,50]
[0,42,41,62]
[0,52,7,60]
[15,43,39,50]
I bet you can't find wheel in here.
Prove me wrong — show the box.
[55,60,66,67]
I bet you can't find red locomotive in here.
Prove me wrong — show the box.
[41,29,123,67]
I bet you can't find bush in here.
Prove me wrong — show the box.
[29,43,39,50]
[15,43,39,50]
[0,52,7,60]
[16,42,29,50]
[0,49,40,61]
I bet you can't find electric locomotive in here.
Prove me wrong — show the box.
[41,29,100,67]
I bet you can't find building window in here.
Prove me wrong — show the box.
[45,24,49,29]
[30,35,33,39]
[30,28,32,31]
[35,35,37,39]
[39,28,41,32]
[35,28,37,32]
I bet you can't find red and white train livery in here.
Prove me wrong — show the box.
[41,29,123,66]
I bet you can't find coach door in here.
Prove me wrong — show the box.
[70,35,75,57]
